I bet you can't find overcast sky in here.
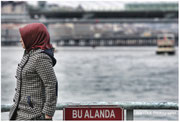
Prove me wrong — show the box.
[27,0,178,9]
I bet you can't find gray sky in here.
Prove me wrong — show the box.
[27,0,178,11]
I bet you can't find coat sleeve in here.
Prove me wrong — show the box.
[35,54,58,117]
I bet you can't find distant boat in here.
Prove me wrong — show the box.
[156,34,175,55]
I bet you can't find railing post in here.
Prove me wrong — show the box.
[126,109,134,120]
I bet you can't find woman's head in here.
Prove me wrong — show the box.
[19,23,53,52]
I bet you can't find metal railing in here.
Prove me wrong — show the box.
[1,18,178,24]
[1,102,178,120]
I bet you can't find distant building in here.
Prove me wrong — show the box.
[76,5,84,11]
[48,4,60,10]
[1,1,30,43]
[73,24,94,38]
[125,2,178,11]
[1,1,29,20]
[49,24,73,40]
[38,1,47,8]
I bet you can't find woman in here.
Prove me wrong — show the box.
[9,23,58,120]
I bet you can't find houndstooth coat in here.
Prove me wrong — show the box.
[9,48,58,120]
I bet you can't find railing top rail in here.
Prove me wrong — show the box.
[2,102,178,112]
[1,18,178,24]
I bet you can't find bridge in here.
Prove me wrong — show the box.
[1,1,178,47]
[1,18,178,24]
[2,36,178,47]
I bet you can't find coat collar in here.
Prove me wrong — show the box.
[23,48,43,57]
[23,48,57,67]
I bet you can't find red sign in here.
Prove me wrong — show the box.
[63,106,124,121]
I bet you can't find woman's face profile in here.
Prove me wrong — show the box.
[20,37,25,49]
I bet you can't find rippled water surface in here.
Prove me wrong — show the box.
[1,46,178,120]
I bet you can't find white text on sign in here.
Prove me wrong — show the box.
[72,109,116,119]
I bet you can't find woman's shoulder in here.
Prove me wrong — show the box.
[34,52,52,60]
[31,51,53,64]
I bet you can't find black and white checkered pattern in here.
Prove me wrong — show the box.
[9,48,58,120]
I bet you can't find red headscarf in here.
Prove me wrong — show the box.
[19,23,53,52]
